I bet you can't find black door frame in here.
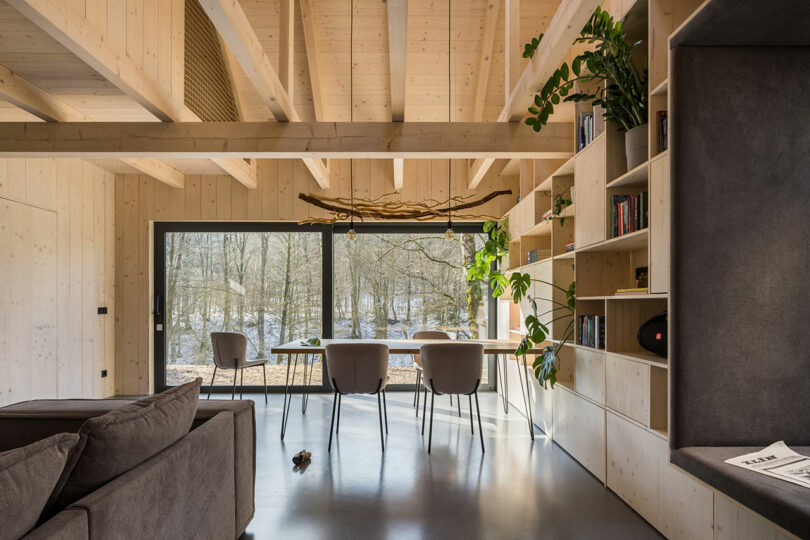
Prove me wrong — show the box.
[153,221,497,394]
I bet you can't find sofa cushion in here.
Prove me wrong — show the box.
[0,433,80,540]
[47,379,201,513]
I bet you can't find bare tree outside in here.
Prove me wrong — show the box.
[163,229,489,387]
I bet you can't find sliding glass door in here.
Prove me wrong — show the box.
[154,222,494,392]
[154,223,330,392]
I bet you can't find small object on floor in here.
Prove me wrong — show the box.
[293,450,311,466]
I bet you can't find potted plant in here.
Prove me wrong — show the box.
[467,219,575,389]
[523,7,648,169]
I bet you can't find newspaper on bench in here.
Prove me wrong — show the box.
[725,441,810,489]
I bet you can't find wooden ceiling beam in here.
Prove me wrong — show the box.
[7,0,254,188]
[279,0,295,100]
[393,158,404,190]
[299,0,324,120]
[468,0,598,187]
[0,63,185,189]
[198,0,330,189]
[472,0,500,122]
[505,0,521,100]
[0,121,574,159]
[387,0,407,122]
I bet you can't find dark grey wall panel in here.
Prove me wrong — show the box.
[670,46,810,449]
[671,0,810,48]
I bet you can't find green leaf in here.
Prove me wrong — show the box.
[509,272,531,301]
[560,63,569,80]
[534,94,543,107]
[572,57,581,76]
[551,94,560,105]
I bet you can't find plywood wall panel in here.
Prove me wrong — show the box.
[0,158,111,406]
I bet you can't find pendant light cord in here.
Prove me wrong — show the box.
[447,0,452,223]
[349,0,354,227]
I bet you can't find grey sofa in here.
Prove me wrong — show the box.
[0,398,256,540]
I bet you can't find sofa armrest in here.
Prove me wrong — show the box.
[21,509,88,540]
[71,411,236,540]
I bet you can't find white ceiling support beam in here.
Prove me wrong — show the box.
[393,158,404,191]
[0,121,574,160]
[472,0,500,122]
[468,0,598,187]
[0,62,185,188]
[198,0,330,188]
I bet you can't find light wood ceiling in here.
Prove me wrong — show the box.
[0,0,565,179]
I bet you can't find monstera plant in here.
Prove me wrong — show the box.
[467,220,575,388]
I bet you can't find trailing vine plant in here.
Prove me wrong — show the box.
[467,220,575,388]
[548,191,573,226]
[523,6,648,133]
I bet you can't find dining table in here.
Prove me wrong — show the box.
[270,338,546,440]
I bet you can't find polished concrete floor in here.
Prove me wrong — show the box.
[228,391,661,540]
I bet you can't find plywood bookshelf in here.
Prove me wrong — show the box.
[493,1,744,537]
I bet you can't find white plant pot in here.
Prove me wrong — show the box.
[625,123,648,170]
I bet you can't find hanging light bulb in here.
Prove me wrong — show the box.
[445,218,455,239]
[347,219,357,240]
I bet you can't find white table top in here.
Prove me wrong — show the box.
[270,338,540,355]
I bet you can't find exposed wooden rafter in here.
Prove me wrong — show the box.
[472,0,500,122]
[279,0,295,100]
[393,158,404,191]
[6,0,255,189]
[0,63,185,189]
[468,0,599,188]
[0,121,574,159]
[299,0,324,120]
[198,0,330,188]
[505,0,521,100]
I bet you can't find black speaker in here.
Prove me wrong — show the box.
[637,311,667,358]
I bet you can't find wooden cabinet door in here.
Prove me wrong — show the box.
[650,154,670,293]
[574,136,606,248]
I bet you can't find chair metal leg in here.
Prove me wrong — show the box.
[413,370,421,407]
[231,369,238,400]
[240,369,244,400]
[377,392,385,452]
[281,355,299,441]
[262,364,268,404]
[450,394,453,407]
[301,354,309,414]
[475,391,485,453]
[469,395,474,434]
[328,391,338,452]
[422,387,428,435]
[428,390,435,454]
[457,394,461,417]
[382,389,388,434]
[336,394,342,434]
[207,366,217,399]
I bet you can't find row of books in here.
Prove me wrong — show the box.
[577,315,605,349]
[656,111,668,153]
[610,192,648,238]
[576,106,604,151]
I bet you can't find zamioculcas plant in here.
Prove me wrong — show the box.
[467,220,575,388]
[523,7,648,133]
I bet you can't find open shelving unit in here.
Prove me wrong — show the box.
[492,1,756,538]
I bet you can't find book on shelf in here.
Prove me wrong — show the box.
[610,191,648,238]
[577,315,605,349]
[577,112,595,151]
[615,287,649,296]
[656,111,668,153]
[542,209,553,220]
[564,242,575,252]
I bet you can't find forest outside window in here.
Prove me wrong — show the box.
[154,223,493,391]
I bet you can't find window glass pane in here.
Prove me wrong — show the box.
[333,231,489,384]
[164,231,322,387]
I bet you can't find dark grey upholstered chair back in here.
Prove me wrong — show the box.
[420,342,484,395]
[325,343,389,394]
[211,332,249,369]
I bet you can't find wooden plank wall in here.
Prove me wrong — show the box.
[115,158,517,395]
[0,158,115,406]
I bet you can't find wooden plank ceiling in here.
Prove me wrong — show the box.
[0,0,567,187]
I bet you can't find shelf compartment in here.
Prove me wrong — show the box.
[651,78,668,96]
[606,161,649,189]
[605,297,668,357]
[575,248,649,298]
[578,228,648,253]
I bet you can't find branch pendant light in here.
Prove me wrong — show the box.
[347,0,357,240]
[445,0,455,240]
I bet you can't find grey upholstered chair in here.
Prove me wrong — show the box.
[325,343,389,452]
[210,332,268,402]
[410,331,460,417]
[420,342,485,453]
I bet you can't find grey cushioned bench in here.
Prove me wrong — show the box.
[672,447,810,538]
